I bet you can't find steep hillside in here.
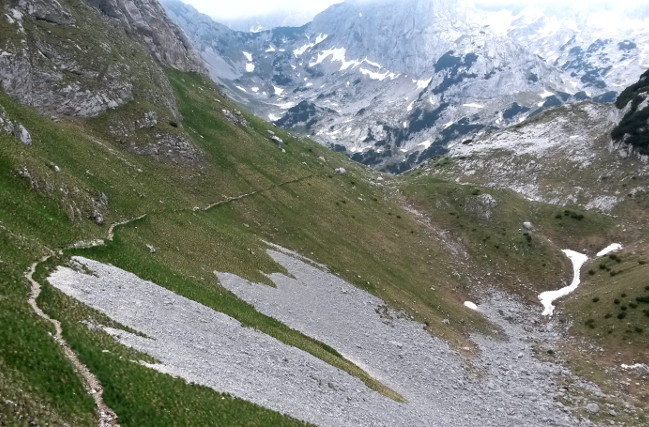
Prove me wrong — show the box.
[1,1,648,426]
[424,101,649,217]
[612,69,649,156]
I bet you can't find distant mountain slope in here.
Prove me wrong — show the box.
[612,69,649,156]
[162,0,649,173]
[476,3,649,97]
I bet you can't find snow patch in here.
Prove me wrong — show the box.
[242,51,253,62]
[417,140,432,150]
[360,68,397,81]
[245,63,255,72]
[539,250,588,317]
[309,48,361,71]
[273,85,285,96]
[268,113,280,121]
[540,89,554,98]
[235,85,247,93]
[315,33,328,44]
[464,301,478,310]
[596,244,622,257]
[463,103,484,109]
[413,78,432,90]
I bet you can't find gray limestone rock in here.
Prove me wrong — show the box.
[86,0,206,73]
[586,403,600,415]
[17,0,75,26]
[0,106,31,145]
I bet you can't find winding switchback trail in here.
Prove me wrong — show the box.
[23,174,314,426]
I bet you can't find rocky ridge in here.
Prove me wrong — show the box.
[162,0,649,173]
[423,101,649,213]
[611,69,649,159]
[0,0,204,118]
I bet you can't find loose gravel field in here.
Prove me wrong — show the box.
[48,245,602,426]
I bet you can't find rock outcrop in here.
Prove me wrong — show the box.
[0,105,32,145]
[612,69,649,157]
[86,0,206,73]
[0,0,204,119]
[16,0,76,26]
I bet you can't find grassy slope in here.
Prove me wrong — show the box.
[397,173,616,300]
[0,66,489,424]
[2,3,645,424]
[3,67,640,424]
[410,103,649,417]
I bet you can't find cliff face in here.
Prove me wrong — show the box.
[0,0,204,118]
[612,69,649,157]
[85,0,206,73]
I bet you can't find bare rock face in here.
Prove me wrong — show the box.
[86,0,206,73]
[0,0,205,119]
[1,1,134,117]
[0,105,32,145]
[16,0,76,26]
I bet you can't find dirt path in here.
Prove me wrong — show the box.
[27,256,120,427]
[24,174,314,426]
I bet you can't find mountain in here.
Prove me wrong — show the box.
[162,0,649,173]
[612,69,649,157]
[1,0,649,426]
[475,2,649,99]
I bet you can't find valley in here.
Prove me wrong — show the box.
[0,0,648,426]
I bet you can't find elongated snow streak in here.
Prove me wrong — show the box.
[596,243,623,257]
[539,249,588,317]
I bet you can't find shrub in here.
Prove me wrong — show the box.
[621,306,628,311]
[592,297,600,303]
[618,312,627,320]
[629,303,638,309]
[621,293,627,298]
[588,269,596,275]
[604,313,612,319]
[614,299,620,304]
[585,319,596,329]
[636,296,649,303]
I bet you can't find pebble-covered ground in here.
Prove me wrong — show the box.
[48,246,603,426]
